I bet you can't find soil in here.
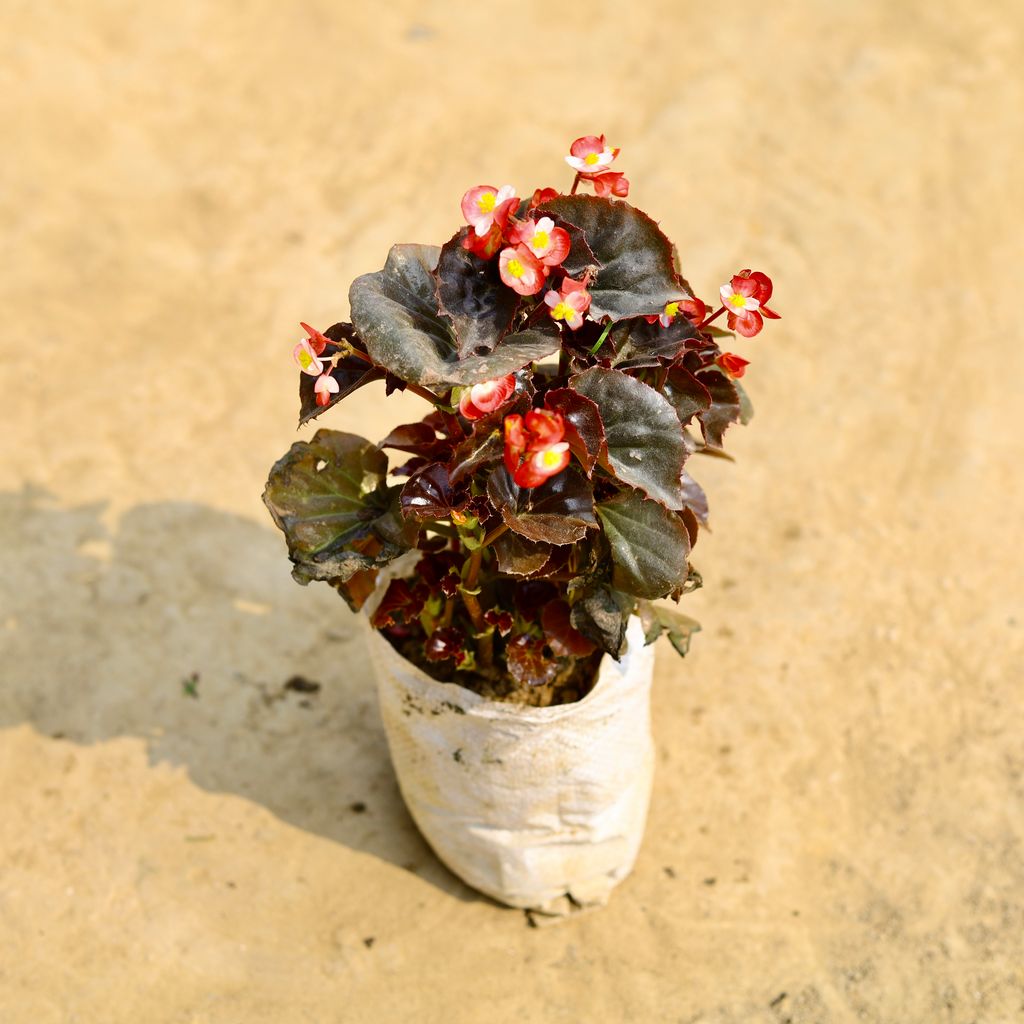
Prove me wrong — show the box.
[2,2,1023,1022]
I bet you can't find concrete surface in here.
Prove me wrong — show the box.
[1,1,1022,1021]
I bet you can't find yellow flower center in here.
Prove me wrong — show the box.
[507,258,525,278]
[551,301,576,322]
[477,192,496,213]
[298,350,314,369]
[728,292,747,309]
[584,153,599,166]
[532,230,549,249]
[539,449,563,468]
[664,302,679,318]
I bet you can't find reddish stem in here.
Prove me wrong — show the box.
[697,305,726,330]
[569,172,581,196]
[341,345,439,406]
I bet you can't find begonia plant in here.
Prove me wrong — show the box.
[264,137,779,701]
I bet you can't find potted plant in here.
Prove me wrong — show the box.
[263,136,779,915]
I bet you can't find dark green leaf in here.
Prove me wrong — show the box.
[538,195,688,321]
[263,430,405,585]
[492,531,553,576]
[399,463,466,521]
[696,370,742,449]
[541,599,597,657]
[680,471,709,526]
[551,218,599,278]
[435,230,518,357]
[679,507,700,548]
[350,244,561,387]
[378,421,455,461]
[486,466,598,545]
[609,316,698,370]
[571,367,688,509]
[569,584,633,659]
[637,601,701,657]
[596,487,692,599]
[664,366,712,426]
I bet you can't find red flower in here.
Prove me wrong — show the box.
[503,410,571,488]
[504,414,528,476]
[498,244,546,296]
[715,352,750,379]
[589,171,629,198]
[522,409,565,450]
[514,444,571,488]
[681,296,708,324]
[507,217,570,267]
[299,322,329,355]
[458,374,517,420]
[528,187,559,210]
[720,270,780,338]
[565,135,619,174]
[543,276,592,330]
[461,223,503,260]
[461,184,517,238]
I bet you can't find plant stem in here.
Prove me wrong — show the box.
[345,345,439,406]
[697,305,726,330]
[461,547,491,667]
[589,321,614,356]
[569,172,581,196]
[458,524,509,670]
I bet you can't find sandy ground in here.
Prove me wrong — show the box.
[1,1,1022,1020]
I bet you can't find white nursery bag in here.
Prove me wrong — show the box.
[365,606,656,915]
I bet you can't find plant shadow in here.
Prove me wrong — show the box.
[0,484,485,905]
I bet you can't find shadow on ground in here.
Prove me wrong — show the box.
[0,485,482,904]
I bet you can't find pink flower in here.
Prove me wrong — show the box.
[508,217,570,267]
[293,322,330,375]
[461,184,517,238]
[565,135,619,174]
[720,270,780,338]
[499,244,546,296]
[458,374,517,420]
[313,372,339,407]
[293,338,324,376]
[543,277,592,330]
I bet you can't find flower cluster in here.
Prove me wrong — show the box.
[266,135,781,697]
[503,409,571,488]
[461,181,587,311]
[565,134,629,198]
[292,322,340,406]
